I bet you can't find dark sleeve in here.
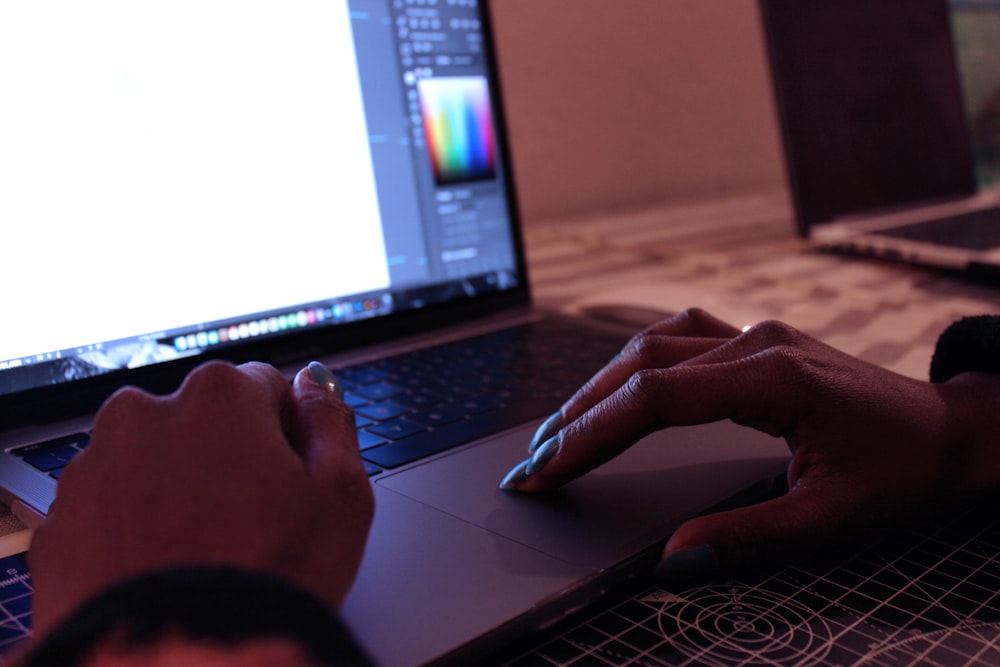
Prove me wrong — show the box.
[19,567,373,667]
[930,315,1000,383]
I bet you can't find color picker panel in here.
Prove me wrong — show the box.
[419,76,496,186]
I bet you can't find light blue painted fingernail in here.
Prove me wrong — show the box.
[528,412,563,454]
[308,361,344,399]
[654,546,718,582]
[526,435,560,475]
[499,459,531,491]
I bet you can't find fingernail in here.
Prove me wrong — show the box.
[526,435,560,475]
[499,459,531,491]
[528,412,562,454]
[654,546,718,582]
[307,361,344,399]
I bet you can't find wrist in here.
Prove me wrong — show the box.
[940,372,1000,497]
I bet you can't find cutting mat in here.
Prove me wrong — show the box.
[490,500,1000,666]
[0,552,30,662]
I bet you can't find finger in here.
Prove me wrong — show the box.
[641,308,743,339]
[165,361,291,422]
[561,334,732,424]
[516,320,820,487]
[89,384,162,446]
[531,310,744,451]
[517,346,807,492]
[654,480,866,582]
[290,362,367,481]
[150,361,297,467]
[231,360,297,425]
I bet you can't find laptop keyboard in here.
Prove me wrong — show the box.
[344,319,624,474]
[11,433,90,481]
[11,319,626,480]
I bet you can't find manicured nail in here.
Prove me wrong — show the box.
[526,435,560,475]
[307,361,344,399]
[528,412,563,454]
[654,546,718,582]
[499,459,531,491]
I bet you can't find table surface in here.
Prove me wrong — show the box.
[524,192,1000,381]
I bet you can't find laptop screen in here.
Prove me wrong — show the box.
[0,1,523,403]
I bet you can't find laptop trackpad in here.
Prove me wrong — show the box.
[377,420,790,569]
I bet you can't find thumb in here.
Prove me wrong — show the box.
[654,484,851,582]
[290,362,365,478]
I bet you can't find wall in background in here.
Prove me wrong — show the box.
[489,0,786,222]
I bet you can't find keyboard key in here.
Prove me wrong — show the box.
[357,431,389,451]
[343,392,369,408]
[17,441,85,472]
[354,382,407,401]
[404,405,466,428]
[394,393,440,410]
[12,432,90,458]
[366,419,426,441]
[341,367,389,385]
[12,433,91,481]
[456,396,500,415]
[355,401,410,421]
[362,400,557,469]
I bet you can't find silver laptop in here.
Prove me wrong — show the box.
[0,2,789,664]
[760,0,1000,274]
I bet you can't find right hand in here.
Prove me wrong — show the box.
[501,309,1000,580]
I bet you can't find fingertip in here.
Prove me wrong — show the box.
[528,412,562,454]
[301,361,345,400]
[499,459,531,491]
[290,364,360,468]
[654,545,718,583]
[526,435,561,475]
[657,490,833,581]
[291,363,352,429]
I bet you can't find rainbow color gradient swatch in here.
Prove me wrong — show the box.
[418,76,496,186]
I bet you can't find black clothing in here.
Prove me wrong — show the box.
[931,315,1000,383]
[19,567,373,666]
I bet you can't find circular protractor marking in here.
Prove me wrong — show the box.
[657,585,833,666]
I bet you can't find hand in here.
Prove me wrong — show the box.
[501,309,1000,580]
[29,360,374,636]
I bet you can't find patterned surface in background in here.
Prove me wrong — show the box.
[525,193,1000,381]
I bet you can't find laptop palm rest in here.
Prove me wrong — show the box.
[380,420,790,568]
[344,421,790,665]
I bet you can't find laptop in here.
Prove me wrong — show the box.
[0,2,790,664]
[760,0,1000,274]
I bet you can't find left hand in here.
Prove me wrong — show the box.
[29,360,374,636]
